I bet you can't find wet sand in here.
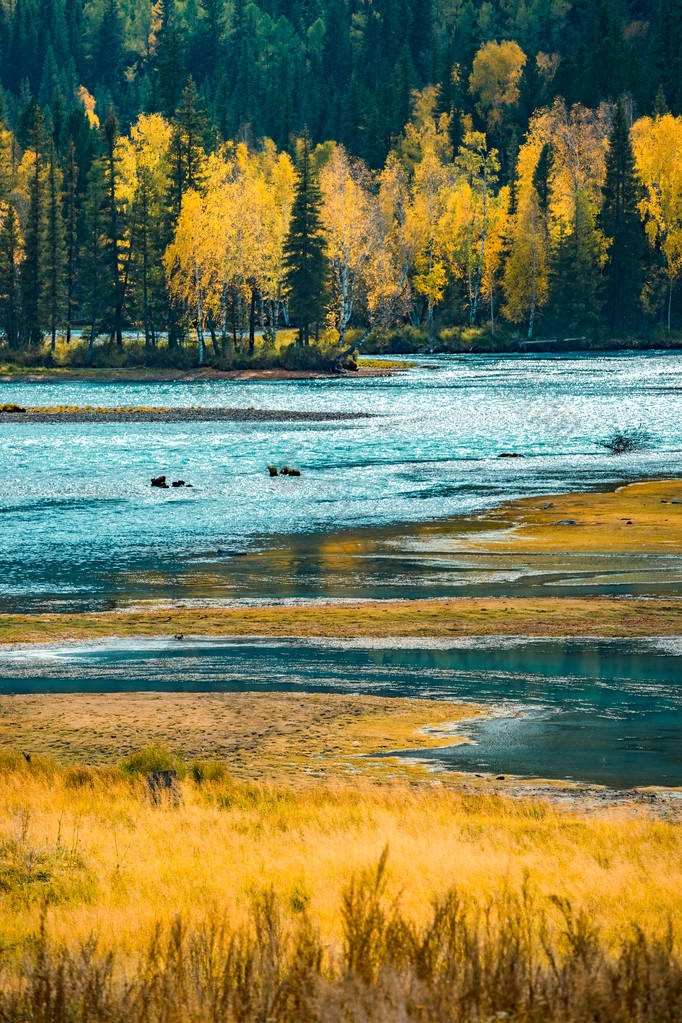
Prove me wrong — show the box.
[2,690,679,815]
[0,691,477,778]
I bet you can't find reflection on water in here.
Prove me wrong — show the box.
[2,352,682,611]
[3,636,681,788]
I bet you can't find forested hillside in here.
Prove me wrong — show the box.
[0,0,681,361]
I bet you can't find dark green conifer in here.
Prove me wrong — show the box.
[550,191,602,335]
[169,77,209,215]
[532,143,553,215]
[652,86,668,117]
[81,158,107,362]
[283,130,328,346]
[0,203,22,349]
[155,0,185,117]
[45,140,66,349]
[62,138,78,343]
[600,98,646,333]
[20,101,47,345]
[102,108,125,346]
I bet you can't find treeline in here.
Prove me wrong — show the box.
[0,0,681,169]
[0,67,681,359]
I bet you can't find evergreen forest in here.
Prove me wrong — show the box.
[1,0,682,362]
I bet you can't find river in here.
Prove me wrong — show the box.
[2,351,682,788]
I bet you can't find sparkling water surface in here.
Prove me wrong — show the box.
[2,351,681,611]
[2,351,682,787]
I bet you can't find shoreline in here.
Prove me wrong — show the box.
[1,689,679,813]
[0,405,374,423]
[2,478,681,645]
[1,479,680,809]
[0,363,401,384]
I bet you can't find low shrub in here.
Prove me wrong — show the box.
[189,758,229,784]
[118,742,185,779]
[599,427,651,454]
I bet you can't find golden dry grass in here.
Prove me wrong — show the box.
[0,753,680,962]
[1,595,680,645]
[470,478,682,554]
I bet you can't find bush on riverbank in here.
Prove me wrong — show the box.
[0,334,351,375]
[356,325,682,355]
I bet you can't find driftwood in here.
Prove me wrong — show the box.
[146,770,182,807]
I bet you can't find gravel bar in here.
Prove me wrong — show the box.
[0,407,374,423]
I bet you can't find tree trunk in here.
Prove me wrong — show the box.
[249,284,256,353]
[87,322,97,365]
[194,261,204,366]
[208,320,220,359]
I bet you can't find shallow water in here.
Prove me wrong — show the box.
[1,352,682,611]
[3,636,681,787]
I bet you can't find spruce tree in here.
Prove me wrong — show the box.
[20,102,47,346]
[45,141,66,350]
[155,0,185,117]
[170,77,208,215]
[81,159,107,362]
[549,191,602,335]
[102,108,125,346]
[601,98,645,333]
[0,203,22,349]
[283,131,328,346]
[532,143,553,215]
[62,138,78,343]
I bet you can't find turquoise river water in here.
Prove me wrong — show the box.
[1,351,681,787]
[2,351,682,611]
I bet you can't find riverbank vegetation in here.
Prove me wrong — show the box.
[0,743,680,1021]
[1,1,682,363]
[2,596,681,646]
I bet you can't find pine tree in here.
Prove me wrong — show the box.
[94,0,123,98]
[601,98,645,333]
[20,102,47,345]
[549,191,602,335]
[81,159,107,362]
[532,143,553,215]
[0,203,22,349]
[45,141,66,349]
[130,160,168,349]
[283,131,328,345]
[155,0,185,117]
[102,108,125,346]
[169,77,208,215]
[62,138,78,343]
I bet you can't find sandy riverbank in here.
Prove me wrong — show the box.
[0,691,479,780]
[0,362,401,384]
[0,405,372,423]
